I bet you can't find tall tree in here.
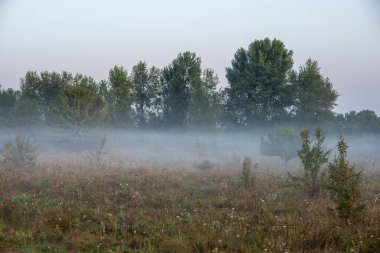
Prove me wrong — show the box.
[291,59,338,126]
[225,38,294,127]
[20,71,72,107]
[132,62,163,128]
[188,69,221,129]
[162,52,202,128]
[50,85,106,129]
[107,66,134,127]
[343,110,380,133]
[0,86,18,126]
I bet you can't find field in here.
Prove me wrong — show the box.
[0,131,379,252]
[0,161,379,252]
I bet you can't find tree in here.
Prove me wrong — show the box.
[0,86,18,126]
[50,85,106,129]
[14,95,42,127]
[188,69,221,129]
[297,129,330,198]
[260,128,299,165]
[107,66,134,127]
[224,38,294,127]
[326,137,362,219]
[132,62,163,128]
[19,71,99,125]
[20,71,72,110]
[291,59,338,126]
[132,61,149,128]
[343,110,380,133]
[162,52,202,129]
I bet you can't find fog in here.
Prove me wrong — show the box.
[0,128,378,171]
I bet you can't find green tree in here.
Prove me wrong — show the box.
[297,129,330,198]
[107,66,134,127]
[162,52,202,129]
[0,86,18,126]
[19,71,99,125]
[188,69,221,129]
[50,85,106,129]
[224,38,294,127]
[20,71,72,109]
[132,62,163,128]
[343,110,380,133]
[260,128,299,165]
[14,95,42,127]
[291,59,338,126]
[326,137,362,219]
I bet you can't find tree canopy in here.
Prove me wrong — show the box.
[0,38,379,133]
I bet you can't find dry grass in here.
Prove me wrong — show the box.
[0,162,379,252]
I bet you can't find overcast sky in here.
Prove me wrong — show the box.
[0,0,379,114]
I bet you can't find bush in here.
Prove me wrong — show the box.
[326,137,362,219]
[260,128,299,165]
[197,160,213,170]
[296,128,330,198]
[1,134,38,170]
[241,157,256,188]
[88,134,107,170]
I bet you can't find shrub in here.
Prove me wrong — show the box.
[197,160,213,170]
[260,128,299,166]
[1,134,38,170]
[241,157,256,188]
[88,134,107,170]
[326,137,362,219]
[296,128,330,198]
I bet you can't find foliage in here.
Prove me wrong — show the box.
[50,85,106,129]
[224,38,294,127]
[291,59,338,126]
[297,128,330,198]
[0,87,18,126]
[162,51,202,128]
[241,157,253,188]
[188,69,221,129]
[1,134,38,170]
[326,137,362,219]
[132,62,163,128]
[338,110,380,134]
[107,65,134,127]
[260,128,299,164]
[0,39,379,131]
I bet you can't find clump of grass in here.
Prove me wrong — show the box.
[1,134,38,170]
[326,136,363,220]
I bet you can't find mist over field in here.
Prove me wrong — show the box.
[0,1,379,252]
[0,128,378,171]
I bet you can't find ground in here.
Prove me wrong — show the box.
[0,164,379,252]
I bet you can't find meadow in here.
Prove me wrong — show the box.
[0,131,379,252]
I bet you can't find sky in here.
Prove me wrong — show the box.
[0,0,379,114]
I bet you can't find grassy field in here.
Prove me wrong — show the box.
[0,161,379,253]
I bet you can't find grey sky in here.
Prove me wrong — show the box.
[0,0,379,114]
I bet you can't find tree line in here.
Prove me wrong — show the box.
[0,38,379,133]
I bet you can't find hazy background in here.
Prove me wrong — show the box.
[0,0,379,113]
